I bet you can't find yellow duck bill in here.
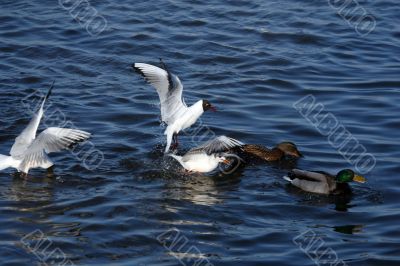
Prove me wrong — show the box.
[353,175,366,183]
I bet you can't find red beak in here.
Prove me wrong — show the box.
[210,105,217,112]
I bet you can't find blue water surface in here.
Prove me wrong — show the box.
[0,0,399,265]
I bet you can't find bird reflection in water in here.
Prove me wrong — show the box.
[333,224,363,234]
[5,171,55,203]
[284,184,354,212]
[161,168,243,207]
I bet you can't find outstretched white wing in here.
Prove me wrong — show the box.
[10,112,43,159]
[10,81,54,159]
[18,127,91,173]
[188,136,244,155]
[133,62,187,125]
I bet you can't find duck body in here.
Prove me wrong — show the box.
[283,169,366,195]
[242,144,285,161]
[238,142,302,163]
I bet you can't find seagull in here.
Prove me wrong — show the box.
[132,59,216,153]
[0,82,91,176]
[168,136,244,173]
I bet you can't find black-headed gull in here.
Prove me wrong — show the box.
[0,82,91,175]
[168,136,243,173]
[132,60,216,153]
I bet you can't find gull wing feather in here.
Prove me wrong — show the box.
[10,81,55,159]
[133,62,187,125]
[18,127,90,173]
[188,136,244,156]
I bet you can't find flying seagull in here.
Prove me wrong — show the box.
[168,136,243,173]
[132,59,216,153]
[0,82,91,175]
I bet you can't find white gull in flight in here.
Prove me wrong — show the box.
[0,82,91,175]
[132,59,216,153]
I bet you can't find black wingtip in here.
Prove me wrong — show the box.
[131,63,138,73]
[159,58,168,70]
[131,63,147,79]
[45,80,55,101]
[158,58,174,91]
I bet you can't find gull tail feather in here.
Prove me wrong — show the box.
[164,127,174,153]
[167,154,184,167]
[282,176,292,183]
[0,154,14,171]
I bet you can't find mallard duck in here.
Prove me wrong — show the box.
[240,142,302,162]
[283,169,366,195]
[168,136,243,173]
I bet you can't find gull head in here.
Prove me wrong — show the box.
[217,156,230,165]
[202,100,217,112]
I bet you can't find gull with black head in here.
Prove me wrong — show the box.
[168,136,243,173]
[132,59,216,153]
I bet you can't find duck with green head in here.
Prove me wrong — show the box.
[240,142,302,162]
[283,169,366,195]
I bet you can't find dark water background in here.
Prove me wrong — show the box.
[0,0,399,265]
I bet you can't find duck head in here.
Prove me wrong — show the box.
[336,169,366,183]
[276,142,302,158]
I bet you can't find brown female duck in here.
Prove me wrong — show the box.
[240,142,302,162]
